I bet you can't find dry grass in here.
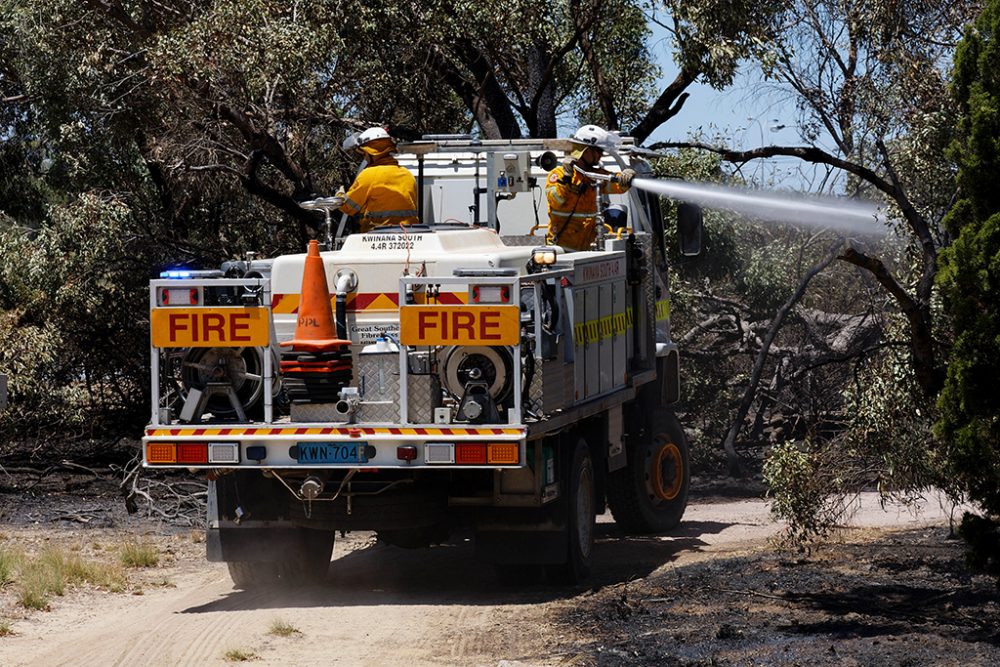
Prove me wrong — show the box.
[120,539,160,568]
[0,621,13,636]
[224,648,260,662]
[0,548,23,586]
[268,618,301,637]
[2,546,127,610]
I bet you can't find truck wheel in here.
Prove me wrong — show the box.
[546,438,595,584]
[227,561,278,588]
[226,529,334,589]
[607,409,689,533]
[284,528,335,583]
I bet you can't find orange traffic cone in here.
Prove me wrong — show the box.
[280,240,351,352]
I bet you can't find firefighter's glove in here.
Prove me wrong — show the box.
[614,169,636,188]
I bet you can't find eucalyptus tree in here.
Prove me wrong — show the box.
[656,0,982,398]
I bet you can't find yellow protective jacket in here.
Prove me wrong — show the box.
[339,155,418,232]
[545,159,628,250]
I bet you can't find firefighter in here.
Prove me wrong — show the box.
[338,127,419,232]
[545,124,636,250]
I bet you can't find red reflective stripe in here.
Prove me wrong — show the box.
[436,293,464,304]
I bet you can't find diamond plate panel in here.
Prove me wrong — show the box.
[406,374,441,424]
[500,234,547,247]
[290,402,347,423]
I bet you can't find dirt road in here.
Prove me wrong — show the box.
[0,489,973,667]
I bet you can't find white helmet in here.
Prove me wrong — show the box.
[570,124,609,149]
[358,126,392,145]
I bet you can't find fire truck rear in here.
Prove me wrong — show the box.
[142,136,700,586]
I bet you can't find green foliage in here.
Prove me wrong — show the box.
[763,440,841,544]
[843,342,952,498]
[0,195,152,437]
[938,0,1000,577]
[757,312,958,546]
[735,245,794,316]
[661,0,785,87]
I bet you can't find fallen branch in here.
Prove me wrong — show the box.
[116,454,207,526]
[720,240,843,475]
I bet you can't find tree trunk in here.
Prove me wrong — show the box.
[528,42,557,138]
[571,0,618,131]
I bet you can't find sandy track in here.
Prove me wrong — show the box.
[0,492,960,667]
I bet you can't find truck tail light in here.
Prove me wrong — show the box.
[146,443,177,464]
[487,443,519,465]
[396,445,418,461]
[176,443,208,464]
[455,443,487,464]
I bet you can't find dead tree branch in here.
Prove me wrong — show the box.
[721,240,843,475]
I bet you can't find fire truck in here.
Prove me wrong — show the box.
[142,135,702,586]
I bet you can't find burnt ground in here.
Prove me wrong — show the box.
[559,526,1000,666]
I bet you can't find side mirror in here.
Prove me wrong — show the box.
[677,203,703,256]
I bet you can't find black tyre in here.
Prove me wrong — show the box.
[546,437,596,584]
[226,528,334,589]
[227,560,279,588]
[607,408,690,533]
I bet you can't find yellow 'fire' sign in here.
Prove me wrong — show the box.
[151,307,270,348]
[399,305,520,346]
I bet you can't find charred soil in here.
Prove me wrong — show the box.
[559,526,1000,666]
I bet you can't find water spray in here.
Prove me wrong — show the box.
[577,165,887,236]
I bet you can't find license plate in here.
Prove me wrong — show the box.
[295,442,369,464]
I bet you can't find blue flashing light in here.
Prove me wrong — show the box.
[160,270,193,279]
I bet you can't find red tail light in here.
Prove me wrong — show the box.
[456,443,487,464]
